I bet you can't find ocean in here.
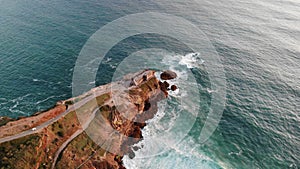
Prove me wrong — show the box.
[0,0,299,168]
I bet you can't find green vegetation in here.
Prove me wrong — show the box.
[56,132,106,169]
[74,93,110,120]
[49,111,78,139]
[0,73,161,169]
[64,100,73,105]
[96,93,110,106]
[0,134,41,169]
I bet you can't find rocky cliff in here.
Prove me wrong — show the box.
[0,70,177,169]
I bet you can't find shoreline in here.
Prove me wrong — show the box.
[0,69,177,169]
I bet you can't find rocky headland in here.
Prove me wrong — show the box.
[0,69,177,169]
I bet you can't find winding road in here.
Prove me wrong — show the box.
[50,107,101,169]
[0,88,108,144]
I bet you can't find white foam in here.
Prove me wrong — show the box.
[8,109,27,116]
[35,96,55,105]
[35,94,67,105]
[109,64,117,69]
[228,150,242,156]
[32,78,62,85]
[179,53,205,69]
[123,52,214,168]
[0,98,7,102]
[8,100,27,116]
[123,136,219,169]
[123,98,219,169]
[102,57,112,63]
[88,81,95,85]
[11,94,32,103]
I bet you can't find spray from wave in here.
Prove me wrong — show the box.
[122,52,223,169]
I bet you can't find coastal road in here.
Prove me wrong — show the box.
[0,88,109,144]
[50,107,101,169]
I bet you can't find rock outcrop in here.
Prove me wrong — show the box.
[0,69,176,169]
[171,85,178,91]
[160,70,177,80]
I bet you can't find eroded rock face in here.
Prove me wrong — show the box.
[108,71,168,157]
[160,70,177,80]
[82,70,173,169]
[0,70,176,169]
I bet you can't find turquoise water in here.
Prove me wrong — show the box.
[0,0,299,168]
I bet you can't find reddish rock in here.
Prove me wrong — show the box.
[0,70,178,169]
[160,70,177,80]
[171,85,177,91]
[159,81,168,96]
[163,81,170,88]
[93,161,115,169]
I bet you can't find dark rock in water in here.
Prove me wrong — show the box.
[171,85,177,91]
[160,70,177,80]
[159,81,168,96]
[128,150,135,159]
[163,81,170,88]
[132,146,140,151]
[0,70,176,169]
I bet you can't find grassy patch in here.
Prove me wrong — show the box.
[55,132,106,168]
[0,134,41,169]
[96,93,110,106]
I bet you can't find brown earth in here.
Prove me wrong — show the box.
[0,70,174,169]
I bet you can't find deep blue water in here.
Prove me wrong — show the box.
[0,0,299,168]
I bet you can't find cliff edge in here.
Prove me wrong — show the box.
[0,70,177,169]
